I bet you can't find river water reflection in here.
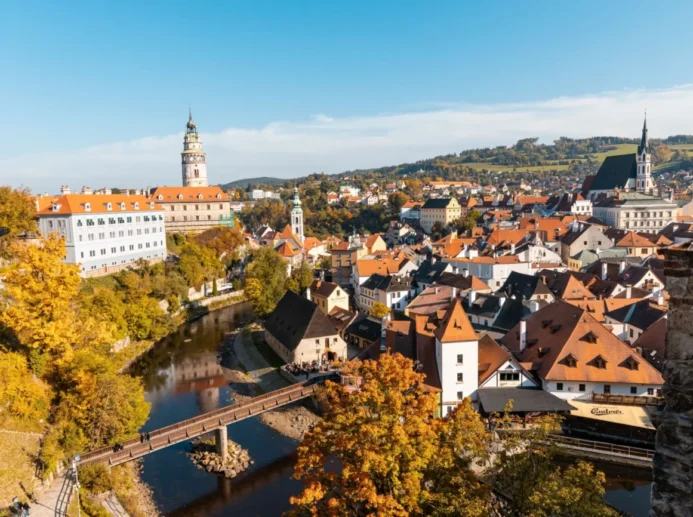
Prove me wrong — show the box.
[130,304,652,516]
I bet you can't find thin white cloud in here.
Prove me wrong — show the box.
[5,84,693,193]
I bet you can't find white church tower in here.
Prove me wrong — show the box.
[181,109,208,187]
[291,187,304,243]
[636,114,653,194]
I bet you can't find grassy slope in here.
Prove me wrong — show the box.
[0,432,41,507]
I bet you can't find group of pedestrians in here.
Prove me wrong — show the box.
[140,432,152,443]
[11,496,31,516]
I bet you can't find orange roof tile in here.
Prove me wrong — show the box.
[615,232,657,248]
[276,242,301,257]
[486,229,530,246]
[502,301,663,385]
[36,194,162,215]
[150,186,229,202]
[434,299,478,343]
[355,257,409,277]
[478,334,512,385]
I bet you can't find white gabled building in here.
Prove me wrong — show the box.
[36,192,167,278]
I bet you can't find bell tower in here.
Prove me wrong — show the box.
[291,187,304,243]
[182,108,208,187]
[636,113,652,194]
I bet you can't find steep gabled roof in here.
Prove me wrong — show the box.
[265,291,340,351]
[589,154,637,191]
[422,198,457,209]
[501,301,663,385]
[310,279,340,298]
[434,299,478,343]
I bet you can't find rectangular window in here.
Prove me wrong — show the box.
[647,388,654,396]
[500,373,520,382]
[604,385,611,394]
[579,384,585,392]
[630,387,637,394]
[457,373,463,383]
[456,354,463,364]
[457,391,463,401]
[556,382,564,391]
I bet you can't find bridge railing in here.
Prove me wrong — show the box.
[77,375,335,465]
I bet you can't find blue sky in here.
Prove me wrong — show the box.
[2,1,693,191]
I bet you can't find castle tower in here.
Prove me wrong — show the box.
[291,187,304,243]
[182,108,208,187]
[636,114,652,194]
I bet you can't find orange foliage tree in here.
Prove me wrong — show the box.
[287,353,491,516]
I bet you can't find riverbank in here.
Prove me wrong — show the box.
[224,327,321,441]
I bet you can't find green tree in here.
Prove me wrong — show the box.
[245,247,288,317]
[287,260,314,294]
[492,409,617,517]
[457,209,481,234]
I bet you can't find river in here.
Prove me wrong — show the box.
[130,304,653,517]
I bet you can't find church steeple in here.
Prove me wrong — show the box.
[635,113,652,194]
[181,108,208,187]
[638,112,649,156]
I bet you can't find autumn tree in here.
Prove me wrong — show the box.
[288,354,491,516]
[369,302,390,319]
[0,351,51,429]
[491,409,617,517]
[245,247,288,317]
[0,187,37,257]
[195,226,245,260]
[459,209,481,234]
[388,191,409,210]
[0,235,81,373]
[177,242,224,289]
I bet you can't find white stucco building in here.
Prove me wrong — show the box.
[36,192,167,277]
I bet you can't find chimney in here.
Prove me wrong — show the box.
[452,265,459,275]
[529,300,540,313]
[468,289,476,308]
[320,270,325,282]
[306,288,311,302]
[463,268,469,278]
[625,284,632,298]
[519,320,527,351]
[601,262,608,281]
[498,296,506,308]
[60,185,71,195]
[451,287,457,300]
[510,243,516,254]
[619,260,627,274]
[657,293,665,306]
[81,186,93,195]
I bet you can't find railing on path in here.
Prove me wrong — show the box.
[547,434,654,462]
[77,376,334,467]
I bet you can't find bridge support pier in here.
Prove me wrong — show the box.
[215,426,228,461]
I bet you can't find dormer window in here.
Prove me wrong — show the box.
[591,355,607,369]
[197,193,203,200]
[84,202,91,212]
[148,202,154,208]
[582,331,598,344]
[157,194,163,200]
[51,203,61,212]
[541,320,552,329]
[119,202,126,210]
[106,202,112,211]
[133,202,139,210]
[549,324,562,334]
[216,193,222,199]
[562,354,578,368]
[177,193,183,200]
[622,356,640,371]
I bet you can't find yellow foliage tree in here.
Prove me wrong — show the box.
[0,186,37,257]
[0,351,51,429]
[1,236,81,372]
[369,302,390,319]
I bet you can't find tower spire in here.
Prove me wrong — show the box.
[638,110,648,155]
